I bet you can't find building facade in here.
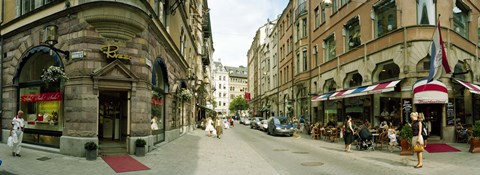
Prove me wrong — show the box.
[225,66,248,117]
[249,0,480,142]
[212,59,229,117]
[0,0,214,157]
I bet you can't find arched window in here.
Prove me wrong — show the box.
[376,62,400,82]
[344,72,363,88]
[323,79,337,93]
[151,58,169,144]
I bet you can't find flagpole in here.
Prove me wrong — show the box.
[426,14,441,54]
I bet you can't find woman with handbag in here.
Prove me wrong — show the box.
[344,116,354,153]
[410,112,424,168]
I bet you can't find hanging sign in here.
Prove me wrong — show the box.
[21,92,63,102]
[99,45,132,61]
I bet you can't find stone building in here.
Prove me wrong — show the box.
[0,0,213,157]
[249,0,480,142]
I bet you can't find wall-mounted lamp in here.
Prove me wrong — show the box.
[203,76,210,84]
[44,25,70,60]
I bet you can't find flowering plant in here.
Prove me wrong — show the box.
[41,66,69,83]
[179,88,192,101]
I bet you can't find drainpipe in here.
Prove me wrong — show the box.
[0,0,4,140]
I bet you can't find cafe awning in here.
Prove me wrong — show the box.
[413,79,448,104]
[329,80,401,100]
[454,79,480,94]
[311,92,333,102]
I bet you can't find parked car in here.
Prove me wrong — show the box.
[250,117,262,129]
[260,119,268,131]
[267,116,294,136]
[244,118,251,125]
[240,117,246,124]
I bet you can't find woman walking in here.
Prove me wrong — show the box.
[411,112,424,168]
[344,116,354,153]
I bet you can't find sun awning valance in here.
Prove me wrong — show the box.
[328,80,401,100]
[311,93,333,102]
[454,79,480,94]
[413,79,448,104]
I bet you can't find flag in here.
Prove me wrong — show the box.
[427,20,451,82]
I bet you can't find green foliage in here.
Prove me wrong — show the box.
[135,139,146,147]
[228,96,249,112]
[400,124,413,140]
[84,142,97,150]
[473,120,480,138]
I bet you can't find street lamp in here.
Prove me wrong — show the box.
[44,24,70,59]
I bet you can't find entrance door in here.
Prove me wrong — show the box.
[99,91,128,141]
[416,104,443,136]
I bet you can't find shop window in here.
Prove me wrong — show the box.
[453,1,469,38]
[324,35,336,62]
[374,0,397,37]
[151,59,167,143]
[417,0,436,25]
[379,97,401,126]
[345,17,361,50]
[18,51,62,148]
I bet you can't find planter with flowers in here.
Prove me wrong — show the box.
[179,88,192,102]
[41,66,68,88]
[469,120,480,153]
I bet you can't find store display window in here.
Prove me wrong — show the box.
[380,97,401,126]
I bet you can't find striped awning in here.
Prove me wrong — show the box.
[329,80,401,100]
[454,79,480,94]
[413,79,448,104]
[311,93,333,101]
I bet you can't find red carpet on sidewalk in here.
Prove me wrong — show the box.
[425,144,461,153]
[102,155,150,173]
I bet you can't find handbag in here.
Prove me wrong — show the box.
[413,143,424,152]
[7,136,14,147]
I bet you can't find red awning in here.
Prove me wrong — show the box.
[413,79,448,104]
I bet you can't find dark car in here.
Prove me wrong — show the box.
[250,117,262,129]
[267,116,294,136]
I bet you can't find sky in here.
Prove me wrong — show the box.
[208,0,289,67]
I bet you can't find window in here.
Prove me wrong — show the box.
[286,66,289,81]
[341,0,347,6]
[297,53,300,74]
[180,28,186,55]
[314,7,320,28]
[478,19,480,45]
[296,23,301,41]
[453,1,469,38]
[303,50,308,71]
[374,0,397,37]
[321,7,326,23]
[302,18,307,37]
[344,72,363,88]
[289,36,293,52]
[332,0,338,13]
[377,62,400,82]
[16,0,55,17]
[280,70,283,84]
[324,35,336,62]
[345,17,361,50]
[314,46,318,66]
[219,76,221,80]
[324,79,337,92]
[417,0,435,25]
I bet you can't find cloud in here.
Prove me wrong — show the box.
[209,0,288,67]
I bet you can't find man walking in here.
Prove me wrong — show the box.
[215,117,224,139]
[10,110,25,157]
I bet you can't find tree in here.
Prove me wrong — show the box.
[229,96,249,114]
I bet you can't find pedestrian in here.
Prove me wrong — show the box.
[411,112,424,168]
[344,115,354,153]
[229,117,234,127]
[204,117,215,137]
[418,113,428,148]
[299,116,305,133]
[214,117,224,139]
[10,110,25,157]
[292,117,298,132]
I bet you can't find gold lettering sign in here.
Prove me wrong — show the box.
[99,45,132,60]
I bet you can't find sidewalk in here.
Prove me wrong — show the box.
[292,131,480,174]
[0,127,277,175]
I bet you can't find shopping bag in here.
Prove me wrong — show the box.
[7,136,14,147]
[414,143,424,152]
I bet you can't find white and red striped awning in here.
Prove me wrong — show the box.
[413,79,448,104]
[454,79,480,94]
[328,80,401,100]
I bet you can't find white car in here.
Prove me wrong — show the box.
[261,119,268,131]
[244,118,251,125]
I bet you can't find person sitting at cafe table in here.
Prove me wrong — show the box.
[456,121,469,142]
[327,120,336,128]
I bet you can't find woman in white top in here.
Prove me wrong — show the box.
[204,117,215,137]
